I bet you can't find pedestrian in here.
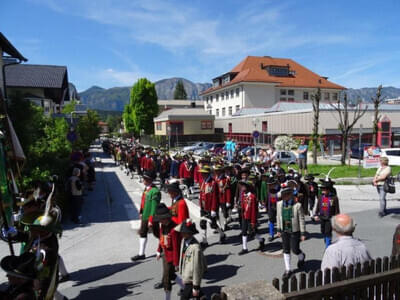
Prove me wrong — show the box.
[68,168,83,224]
[304,174,319,220]
[238,180,265,255]
[198,165,225,248]
[276,182,306,279]
[166,180,189,225]
[224,139,232,162]
[266,174,279,242]
[214,165,232,232]
[392,224,400,256]
[314,179,340,248]
[153,204,181,300]
[373,156,391,217]
[175,219,207,300]
[131,171,161,261]
[321,214,372,271]
[297,139,308,175]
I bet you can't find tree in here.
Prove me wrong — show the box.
[274,135,298,151]
[173,80,187,99]
[371,85,385,146]
[106,115,122,133]
[311,88,321,164]
[75,110,100,151]
[330,93,367,165]
[123,78,158,136]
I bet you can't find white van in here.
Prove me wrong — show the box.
[381,148,400,166]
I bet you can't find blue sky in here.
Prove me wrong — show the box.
[2,0,400,92]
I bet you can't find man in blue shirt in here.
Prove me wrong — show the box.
[297,139,308,175]
[224,139,233,162]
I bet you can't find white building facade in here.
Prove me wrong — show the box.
[201,56,345,118]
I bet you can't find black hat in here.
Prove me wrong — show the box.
[165,180,181,193]
[267,175,277,185]
[174,219,199,234]
[153,203,172,222]
[319,178,336,189]
[280,182,293,195]
[142,171,155,180]
[1,252,36,280]
[304,174,315,181]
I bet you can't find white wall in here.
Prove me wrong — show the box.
[243,84,276,107]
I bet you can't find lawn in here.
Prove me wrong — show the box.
[282,164,400,179]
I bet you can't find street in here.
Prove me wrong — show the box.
[1,144,399,300]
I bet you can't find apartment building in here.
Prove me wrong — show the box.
[201,56,345,117]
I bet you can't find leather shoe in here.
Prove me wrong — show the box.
[131,254,145,261]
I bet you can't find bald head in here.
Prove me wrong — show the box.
[331,214,355,236]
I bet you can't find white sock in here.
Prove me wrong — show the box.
[58,256,68,276]
[242,235,248,250]
[298,252,305,261]
[165,291,171,300]
[175,275,185,289]
[284,253,291,271]
[255,234,263,242]
[139,237,147,256]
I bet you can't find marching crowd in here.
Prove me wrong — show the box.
[102,138,381,300]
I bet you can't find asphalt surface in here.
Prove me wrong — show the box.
[1,144,400,300]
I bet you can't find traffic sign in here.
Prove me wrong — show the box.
[252,130,260,138]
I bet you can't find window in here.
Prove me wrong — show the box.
[230,90,234,98]
[228,106,232,116]
[236,88,240,97]
[216,94,219,102]
[262,121,268,132]
[288,90,294,96]
[228,123,232,133]
[280,89,287,95]
[303,92,309,100]
[222,108,226,116]
[201,120,212,129]
[235,105,240,112]
[206,96,209,102]
[280,98,287,102]
[324,92,330,100]
[226,91,229,99]
[210,95,213,102]
[216,109,219,117]
[156,122,162,130]
[267,66,289,77]
[288,98,295,102]
[221,93,224,100]
[332,93,338,101]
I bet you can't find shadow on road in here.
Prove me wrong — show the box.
[204,264,242,284]
[72,279,151,300]
[302,259,322,273]
[71,262,141,286]
[206,253,231,266]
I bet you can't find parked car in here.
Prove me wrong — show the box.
[238,146,263,157]
[209,143,226,154]
[183,142,210,152]
[276,150,297,165]
[381,148,400,166]
[194,143,215,155]
[351,143,372,159]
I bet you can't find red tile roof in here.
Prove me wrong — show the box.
[201,56,345,95]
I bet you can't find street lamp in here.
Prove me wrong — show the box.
[167,125,171,150]
[358,124,363,179]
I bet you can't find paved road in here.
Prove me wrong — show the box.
[1,145,400,300]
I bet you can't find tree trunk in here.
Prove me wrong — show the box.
[313,143,317,164]
[341,134,347,165]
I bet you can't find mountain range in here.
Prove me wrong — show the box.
[78,78,212,111]
[76,78,400,111]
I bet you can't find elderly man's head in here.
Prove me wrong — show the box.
[331,214,356,236]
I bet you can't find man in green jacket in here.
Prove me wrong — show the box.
[131,171,161,261]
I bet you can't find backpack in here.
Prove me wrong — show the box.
[384,176,396,194]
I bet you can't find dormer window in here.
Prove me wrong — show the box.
[223,75,230,84]
[213,79,220,87]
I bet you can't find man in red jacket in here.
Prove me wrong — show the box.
[166,180,189,225]
[179,155,194,195]
[153,203,182,300]
[214,165,232,231]
[238,180,265,255]
[199,166,225,248]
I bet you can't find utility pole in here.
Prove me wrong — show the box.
[358,124,363,179]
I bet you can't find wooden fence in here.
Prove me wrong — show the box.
[272,255,400,299]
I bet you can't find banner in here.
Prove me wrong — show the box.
[363,146,381,168]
